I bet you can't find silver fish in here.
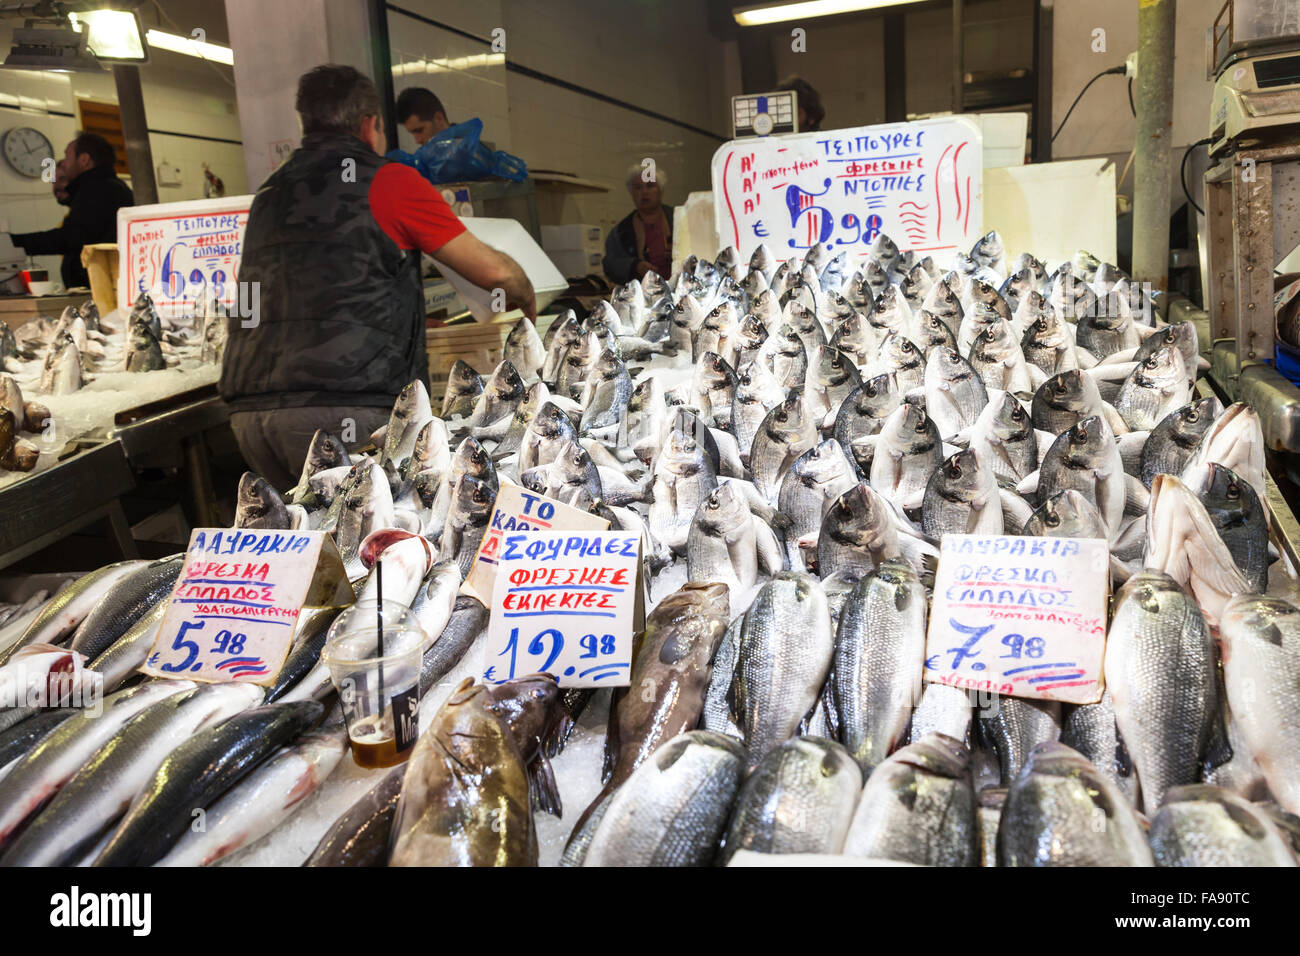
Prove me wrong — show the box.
[1035,415,1124,536]
[1021,489,1109,538]
[997,741,1152,866]
[842,733,976,866]
[869,402,943,513]
[1115,345,1191,432]
[718,737,861,863]
[686,482,782,596]
[778,439,858,568]
[923,346,988,440]
[922,447,1002,537]
[1181,401,1266,505]
[648,425,717,553]
[1219,595,1300,816]
[1148,785,1296,866]
[1106,570,1226,813]
[442,360,484,418]
[832,374,900,476]
[978,695,1061,786]
[1140,397,1222,489]
[582,730,746,867]
[731,361,786,463]
[749,388,817,503]
[1061,690,1139,807]
[828,560,927,773]
[732,572,834,768]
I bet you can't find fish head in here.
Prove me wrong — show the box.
[453,473,495,516]
[1064,415,1108,461]
[1115,567,1187,618]
[991,392,1031,441]
[447,359,481,391]
[933,448,987,504]
[483,673,562,754]
[737,313,767,345]
[1219,595,1298,654]
[1025,489,1106,538]
[235,472,289,528]
[749,243,775,273]
[697,480,747,527]
[1042,369,1087,410]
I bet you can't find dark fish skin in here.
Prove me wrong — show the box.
[92,701,324,867]
[565,583,729,856]
[978,695,1061,786]
[1198,463,1269,593]
[0,560,146,666]
[68,556,184,661]
[234,472,291,529]
[264,607,346,702]
[418,595,490,695]
[1140,399,1220,488]
[0,710,75,769]
[304,767,405,866]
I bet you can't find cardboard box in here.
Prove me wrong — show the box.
[81,243,118,320]
[542,224,603,252]
[549,249,603,278]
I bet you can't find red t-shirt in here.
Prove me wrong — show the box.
[368,162,467,253]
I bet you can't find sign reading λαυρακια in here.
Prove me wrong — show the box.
[923,534,1110,704]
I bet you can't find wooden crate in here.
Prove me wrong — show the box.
[426,319,510,407]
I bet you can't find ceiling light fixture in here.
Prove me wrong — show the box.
[67,8,148,62]
[143,28,232,66]
[2,19,103,72]
[733,0,924,27]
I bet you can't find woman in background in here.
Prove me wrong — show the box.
[603,164,673,284]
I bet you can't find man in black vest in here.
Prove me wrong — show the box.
[220,65,535,490]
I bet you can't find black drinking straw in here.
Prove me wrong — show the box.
[375,561,385,708]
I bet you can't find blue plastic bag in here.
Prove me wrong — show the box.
[387,117,528,184]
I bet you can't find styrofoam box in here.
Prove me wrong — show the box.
[435,217,568,321]
[549,249,603,278]
[542,224,603,252]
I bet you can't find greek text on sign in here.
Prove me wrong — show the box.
[484,530,641,689]
[461,483,609,604]
[117,195,253,320]
[140,528,351,686]
[923,534,1109,705]
[711,117,982,266]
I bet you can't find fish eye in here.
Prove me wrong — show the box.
[914,417,928,433]
[1070,425,1087,444]
[946,462,962,479]
[1187,409,1200,423]
[1011,405,1024,420]
[1226,481,1240,500]
[1045,511,1060,527]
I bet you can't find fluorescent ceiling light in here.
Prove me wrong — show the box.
[392,53,504,75]
[734,0,923,26]
[68,10,148,62]
[144,29,233,66]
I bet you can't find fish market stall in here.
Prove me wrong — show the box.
[3,205,1300,870]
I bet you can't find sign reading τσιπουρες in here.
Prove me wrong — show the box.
[710,116,982,267]
[461,484,610,604]
[922,534,1110,705]
[483,530,641,689]
[139,528,352,686]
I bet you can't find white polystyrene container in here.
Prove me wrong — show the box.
[435,217,568,321]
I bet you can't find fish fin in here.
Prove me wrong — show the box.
[528,749,564,819]
[1085,360,1139,383]
[942,442,964,458]
[1123,474,1151,517]
[753,518,786,575]
[1109,555,1138,583]
[601,688,625,785]
[1100,401,1130,435]
[820,669,841,742]
[999,488,1035,533]
[1116,430,1149,476]
[1196,355,1211,372]
[1097,346,1139,366]
[1015,469,1040,496]
[1034,430,1055,463]
[948,425,974,447]
[1075,346,1098,369]
[1114,722,1135,779]
[1134,323,1161,340]
[1026,363,1047,390]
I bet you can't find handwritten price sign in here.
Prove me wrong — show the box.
[711,116,982,265]
[483,530,641,688]
[923,534,1109,705]
[117,196,253,319]
[140,529,351,686]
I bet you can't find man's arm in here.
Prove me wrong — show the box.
[12,180,110,257]
[432,232,536,321]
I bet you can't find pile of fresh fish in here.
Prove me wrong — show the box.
[1,291,223,404]
[0,230,1295,867]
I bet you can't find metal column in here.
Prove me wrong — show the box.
[1132,0,1177,290]
[113,65,157,205]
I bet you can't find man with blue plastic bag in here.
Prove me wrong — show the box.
[220,65,536,490]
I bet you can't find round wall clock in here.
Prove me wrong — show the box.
[3,127,55,179]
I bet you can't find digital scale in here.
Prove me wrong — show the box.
[1208,1,1300,152]
[731,91,798,138]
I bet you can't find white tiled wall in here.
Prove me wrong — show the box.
[386,0,739,247]
[0,24,246,283]
[771,18,887,131]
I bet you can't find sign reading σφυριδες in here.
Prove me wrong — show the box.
[483,530,641,689]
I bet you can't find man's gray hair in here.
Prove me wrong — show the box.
[296,64,382,137]
[626,163,667,192]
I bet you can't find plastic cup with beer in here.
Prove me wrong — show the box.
[321,599,428,769]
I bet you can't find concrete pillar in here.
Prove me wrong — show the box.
[224,0,378,191]
[113,65,157,205]
[1132,0,1176,291]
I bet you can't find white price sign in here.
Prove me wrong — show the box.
[141,528,351,686]
[923,534,1110,704]
[483,530,641,688]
